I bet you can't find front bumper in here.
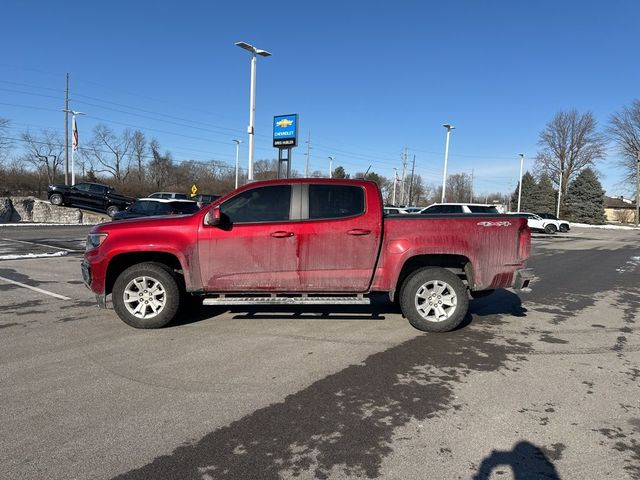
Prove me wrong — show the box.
[512,268,534,291]
[81,259,108,309]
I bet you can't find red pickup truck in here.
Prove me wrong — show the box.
[82,179,532,333]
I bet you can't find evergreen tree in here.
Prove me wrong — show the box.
[530,173,557,214]
[564,168,606,224]
[511,171,537,211]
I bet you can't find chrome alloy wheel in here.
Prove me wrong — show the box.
[414,280,457,322]
[122,276,166,319]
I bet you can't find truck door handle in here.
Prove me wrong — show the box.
[271,231,294,238]
[347,229,371,236]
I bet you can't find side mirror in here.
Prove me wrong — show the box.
[204,206,222,226]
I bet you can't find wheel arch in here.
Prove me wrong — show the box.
[392,254,472,301]
[105,252,185,296]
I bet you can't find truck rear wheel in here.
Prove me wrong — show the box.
[399,267,469,333]
[112,262,181,329]
[106,205,120,217]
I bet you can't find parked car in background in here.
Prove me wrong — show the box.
[403,207,424,214]
[383,206,408,215]
[508,212,560,234]
[112,198,199,220]
[148,192,189,200]
[420,203,499,214]
[535,212,570,232]
[47,182,135,217]
[192,194,221,209]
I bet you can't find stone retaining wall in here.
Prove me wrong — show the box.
[0,197,110,224]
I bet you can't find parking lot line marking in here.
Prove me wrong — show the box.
[1,237,77,252]
[0,275,71,300]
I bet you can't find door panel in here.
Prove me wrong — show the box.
[199,184,301,291]
[297,184,380,292]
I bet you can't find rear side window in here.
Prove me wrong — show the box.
[221,185,291,223]
[424,205,463,214]
[309,185,364,219]
[468,206,498,213]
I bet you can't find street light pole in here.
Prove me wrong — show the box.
[517,153,525,213]
[328,156,334,178]
[235,41,272,182]
[556,168,563,218]
[636,150,639,227]
[233,139,243,189]
[441,124,455,202]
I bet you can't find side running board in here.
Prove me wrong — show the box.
[202,294,370,306]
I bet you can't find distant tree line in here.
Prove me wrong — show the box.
[1,98,639,224]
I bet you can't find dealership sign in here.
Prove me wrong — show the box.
[273,114,298,147]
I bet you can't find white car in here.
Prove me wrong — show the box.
[383,206,409,215]
[420,203,499,214]
[508,212,560,234]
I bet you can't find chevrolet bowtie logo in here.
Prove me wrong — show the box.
[276,118,294,128]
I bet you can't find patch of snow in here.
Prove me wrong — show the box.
[0,251,69,260]
[616,256,640,274]
[572,223,640,230]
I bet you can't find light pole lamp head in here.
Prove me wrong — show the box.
[233,139,243,145]
[235,41,272,57]
[443,124,455,131]
[519,153,525,159]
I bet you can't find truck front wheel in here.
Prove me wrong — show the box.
[399,267,469,333]
[112,262,181,329]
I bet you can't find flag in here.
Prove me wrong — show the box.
[72,116,78,151]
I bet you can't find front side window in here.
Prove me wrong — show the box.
[75,184,91,192]
[309,185,364,219]
[221,185,291,223]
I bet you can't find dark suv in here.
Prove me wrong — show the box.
[112,198,199,220]
[47,182,135,217]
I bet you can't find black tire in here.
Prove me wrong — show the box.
[112,262,182,328]
[50,193,64,206]
[399,267,469,333]
[544,223,557,234]
[559,224,569,233]
[106,205,120,217]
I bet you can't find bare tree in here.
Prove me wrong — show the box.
[446,173,473,202]
[607,100,640,189]
[85,124,133,184]
[20,129,64,184]
[147,139,174,189]
[535,110,606,198]
[130,130,147,183]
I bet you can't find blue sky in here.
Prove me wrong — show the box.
[1,0,639,195]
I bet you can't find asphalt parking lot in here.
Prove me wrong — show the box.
[0,225,639,480]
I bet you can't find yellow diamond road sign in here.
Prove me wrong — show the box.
[191,184,198,197]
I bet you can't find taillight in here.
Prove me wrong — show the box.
[518,224,531,260]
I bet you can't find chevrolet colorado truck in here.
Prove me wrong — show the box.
[48,182,135,217]
[82,179,532,333]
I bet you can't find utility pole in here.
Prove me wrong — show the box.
[392,168,398,205]
[408,154,416,206]
[470,169,474,202]
[441,124,455,202]
[304,130,311,177]
[328,156,334,178]
[400,147,407,205]
[64,73,69,185]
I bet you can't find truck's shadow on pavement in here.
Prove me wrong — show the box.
[173,288,526,327]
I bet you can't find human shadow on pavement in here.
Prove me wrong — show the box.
[472,441,561,479]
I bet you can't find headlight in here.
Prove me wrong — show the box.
[86,233,108,252]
